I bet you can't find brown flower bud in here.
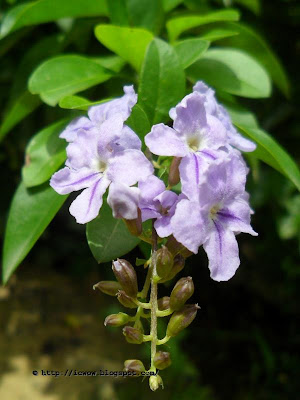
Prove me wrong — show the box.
[160,254,185,283]
[169,276,194,310]
[166,304,200,337]
[112,259,138,298]
[117,290,137,308]
[123,326,143,344]
[93,280,122,296]
[104,312,130,327]
[124,359,145,375]
[157,296,170,311]
[149,375,163,391]
[153,351,171,370]
[168,157,181,187]
[156,246,173,278]
[124,208,142,236]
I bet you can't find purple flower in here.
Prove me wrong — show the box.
[50,113,153,224]
[60,85,137,142]
[171,152,257,281]
[138,175,180,238]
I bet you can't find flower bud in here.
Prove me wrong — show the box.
[169,276,194,310]
[166,304,200,337]
[160,254,185,283]
[168,157,181,187]
[112,259,138,298]
[149,375,163,391]
[156,246,173,278]
[124,208,142,236]
[157,296,170,311]
[123,326,143,344]
[117,290,137,309]
[93,280,122,296]
[124,359,145,375]
[104,312,130,327]
[153,351,171,370]
[134,319,144,334]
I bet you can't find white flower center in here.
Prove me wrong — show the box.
[186,130,206,152]
[91,158,107,173]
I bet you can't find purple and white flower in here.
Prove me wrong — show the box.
[171,152,257,281]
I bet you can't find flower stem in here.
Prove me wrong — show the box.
[150,221,158,371]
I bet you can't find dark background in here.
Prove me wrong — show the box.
[0,0,299,399]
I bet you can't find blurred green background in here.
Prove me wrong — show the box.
[0,0,299,399]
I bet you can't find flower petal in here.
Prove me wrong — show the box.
[193,81,218,115]
[60,117,93,142]
[228,129,256,152]
[203,221,240,281]
[69,176,110,224]
[139,175,165,203]
[107,182,140,220]
[50,167,100,195]
[155,215,173,238]
[179,153,208,201]
[171,199,208,253]
[145,124,188,157]
[66,129,99,170]
[114,125,141,151]
[107,149,154,186]
[154,190,178,210]
[205,114,227,149]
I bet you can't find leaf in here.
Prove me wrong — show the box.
[163,0,184,12]
[22,119,70,187]
[173,38,209,69]
[138,38,185,124]
[0,0,108,39]
[92,55,126,73]
[187,48,271,98]
[218,22,290,97]
[166,9,240,42]
[28,55,113,106]
[86,201,140,263]
[0,91,41,142]
[2,182,67,284]
[200,26,239,42]
[59,95,112,111]
[234,0,261,15]
[126,104,151,148]
[94,24,154,71]
[234,124,300,192]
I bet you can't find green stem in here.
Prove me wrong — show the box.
[156,308,173,317]
[138,265,152,299]
[157,335,171,346]
[150,221,158,371]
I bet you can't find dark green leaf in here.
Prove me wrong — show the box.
[138,38,185,124]
[86,201,140,263]
[187,48,271,98]
[173,38,209,69]
[126,104,151,148]
[0,91,41,142]
[22,119,70,187]
[28,55,113,106]
[59,96,112,111]
[163,0,184,12]
[94,24,153,71]
[2,182,67,284]
[107,0,130,26]
[234,0,261,15]
[0,0,108,39]
[234,124,300,191]
[167,9,240,42]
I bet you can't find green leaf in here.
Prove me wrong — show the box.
[166,9,240,42]
[86,201,140,263]
[163,0,184,12]
[187,48,271,98]
[234,0,261,15]
[126,104,151,148]
[234,124,300,192]
[218,22,290,97]
[0,91,41,142]
[59,95,112,111]
[2,182,67,284]
[92,55,126,73]
[28,55,113,106]
[22,119,70,188]
[138,38,185,124]
[200,26,239,42]
[94,24,153,71]
[0,0,108,39]
[173,38,209,69]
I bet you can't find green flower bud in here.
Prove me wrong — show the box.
[104,312,130,327]
[149,375,163,391]
[124,209,142,236]
[160,254,185,283]
[134,319,144,334]
[124,359,145,376]
[153,351,171,370]
[156,246,173,279]
[93,280,122,296]
[168,157,181,187]
[166,304,200,337]
[157,296,170,311]
[117,290,137,309]
[123,326,143,344]
[169,276,194,310]
[112,259,138,298]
